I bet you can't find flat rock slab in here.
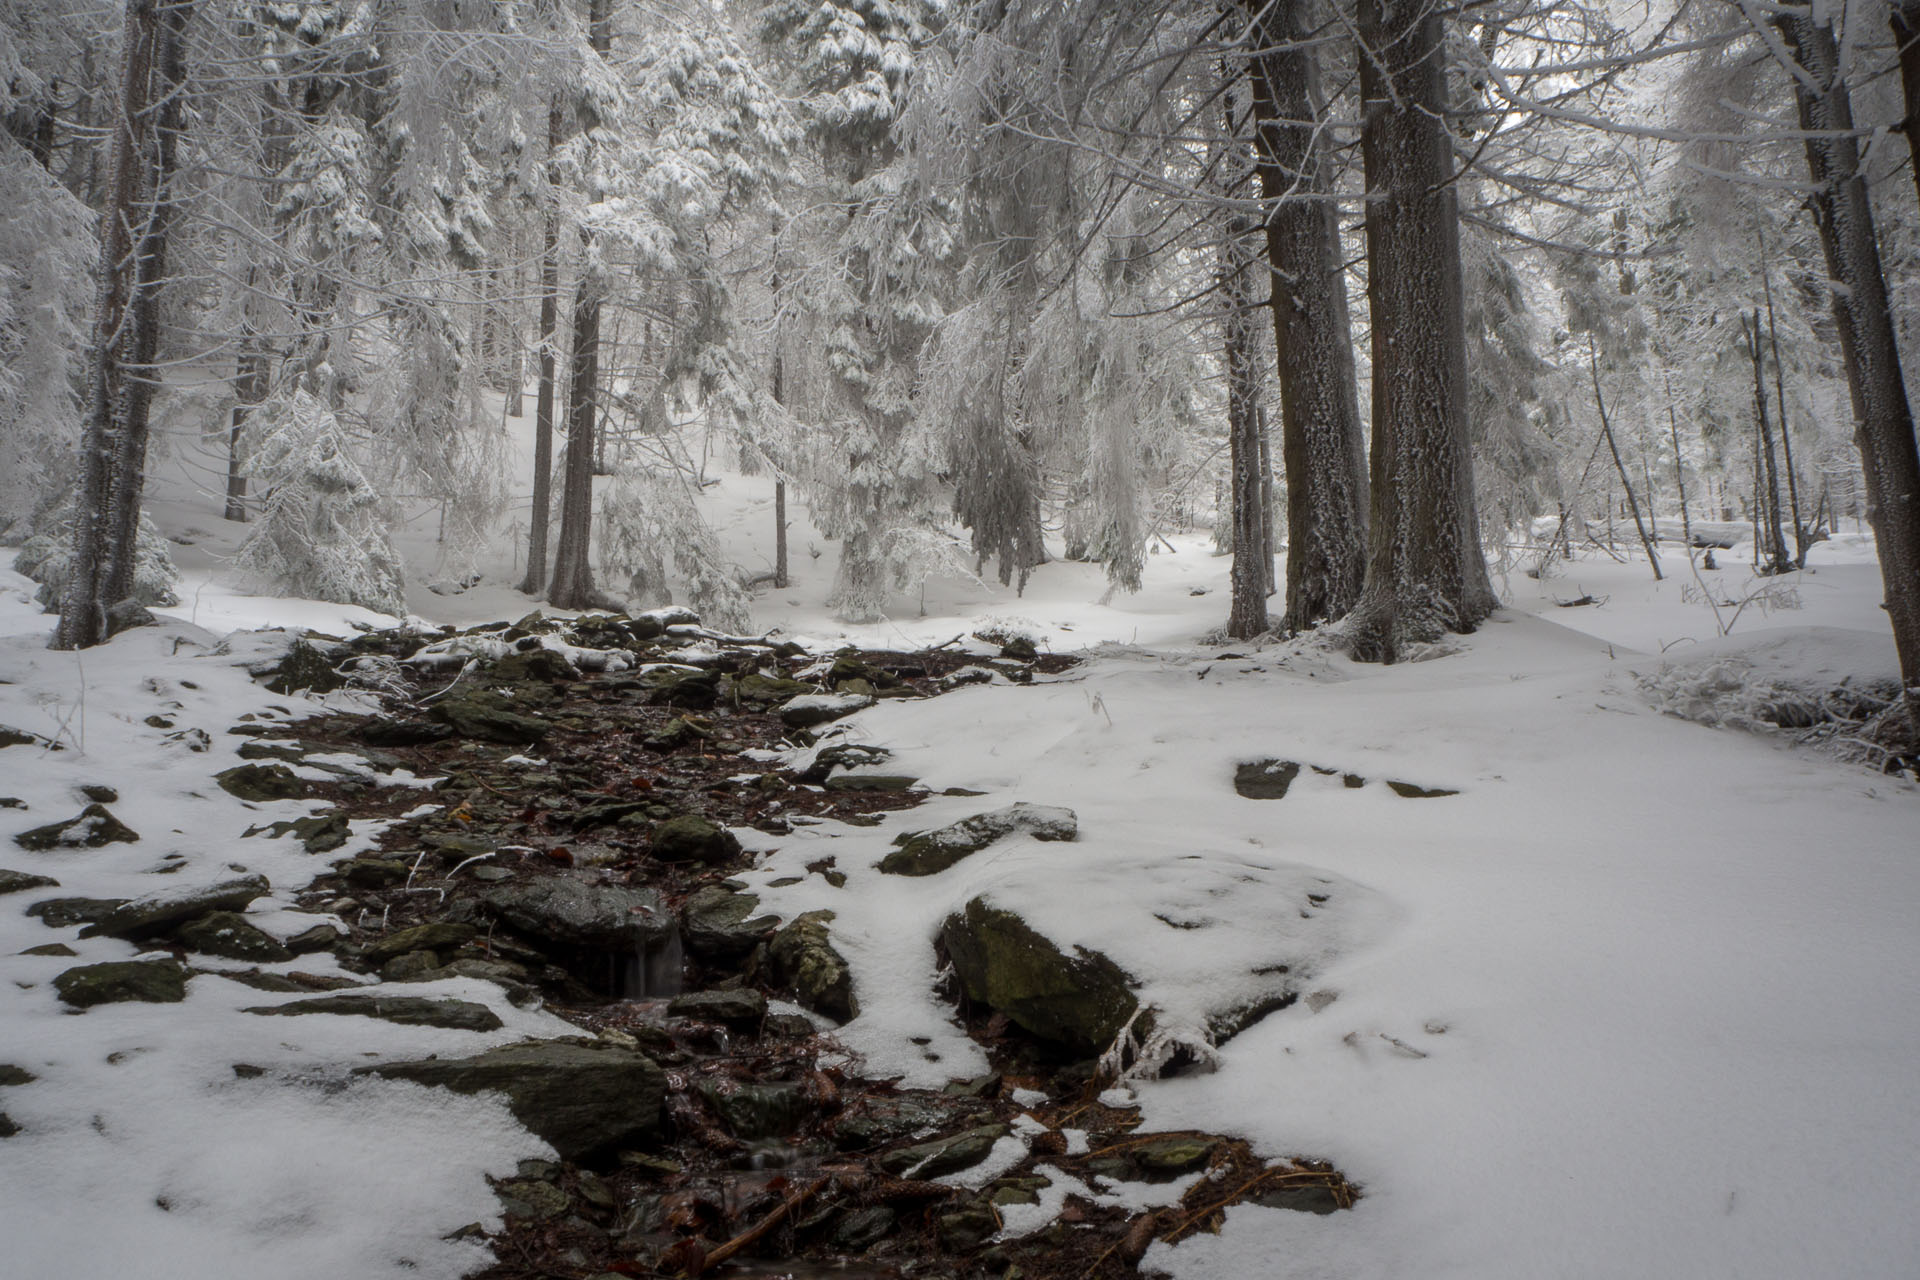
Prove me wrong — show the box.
[0,869,59,895]
[14,804,140,850]
[174,911,294,963]
[880,803,1078,877]
[361,921,478,965]
[666,988,767,1027]
[878,1124,1011,1178]
[54,959,189,1008]
[779,693,874,728]
[245,994,503,1032]
[679,884,777,960]
[358,1038,666,1160]
[28,896,129,928]
[482,877,672,949]
[79,875,271,940]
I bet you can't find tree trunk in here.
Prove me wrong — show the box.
[1759,258,1807,566]
[1743,310,1792,575]
[1589,338,1661,580]
[774,480,789,590]
[225,339,266,522]
[1892,0,1920,213]
[545,0,610,610]
[1219,68,1268,640]
[1257,401,1276,595]
[519,101,564,598]
[1779,11,1920,695]
[1344,0,1496,662]
[1243,0,1367,633]
[58,0,191,649]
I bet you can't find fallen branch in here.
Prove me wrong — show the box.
[692,1175,827,1274]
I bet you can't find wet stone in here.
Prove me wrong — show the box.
[833,1205,896,1251]
[1131,1135,1215,1176]
[496,1178,570,1221]
[649,816,741,865]
[667,988,767,1027]
[936,1200,1001,1252]
[877,1124,1009,1179]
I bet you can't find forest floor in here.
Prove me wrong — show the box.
[3,499,1919,1280]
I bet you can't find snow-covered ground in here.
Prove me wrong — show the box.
[4,411,1916,1278]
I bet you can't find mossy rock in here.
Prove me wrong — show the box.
[490,648,575,684]
[680,884,778,960]
[938,897,1137,1056]
[769,910,857,1023]
[649,816,741,865]
[729,673,819,706]
[265,639,346,695]
[878,1124,1010,1179]
[14,804,140,849]
[216,764,310,803]
[361,921,478,965]
[880,803,1077,877]
[54,959,189,1008]
[174,911,294,963]
[429,689,549,745]
[80,874,271,940]
[245,994,502,1032]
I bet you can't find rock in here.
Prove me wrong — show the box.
[821,774,919,793]
[216,764,310,803]
[340,858,410,889]
[667,988,767,1027]
[878,1124,1010,1178]
[380,950,443,981]
[0,1113,16,1138]
[359,719,454,747]
[0,725,41,749]
[78,874,271,939]
[174,911,294,963]
[1385,779,1459,799]
[644,668,719,710]
[26,897,127,928]
[54,959,189,1008]
[19,943,77,957]
[78,784,119,803]
[482,878,671,950]
[286,923,345,955]
[495,1178,570,1221]
[1130,1135,1215,1176]
[359,1039,666,1160]
[0,869,59,895]
[245,994,503,1032]
[699,1080,808,1140]
[361,922,478,965]
[833,1097,959,1151]
[265,638,346,695]
[246,811,352,853]
[235,740,306,764]
[880,803,1078,877]
[1234,760,1302,800]
[938,897,1137,1056]
[641,716,712,753]
[679,884,778,960]
[430,689,549,745]
[14,804,140,850]
[833,1206,895,1251]
[796,742,892,783]
[778,693,874,729]
[937,1200,1001,1252]
[768,910,858,1023]
[1253,1180,1348,1215]
[0,1065,37,1086]
[649,816,741,865]
[491,648,575,684]
[106,599,156,636]
[729,673,818,706]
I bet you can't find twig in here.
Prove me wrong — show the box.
[693,1176,827,1274]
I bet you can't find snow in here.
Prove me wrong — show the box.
[5,436,1918,1280]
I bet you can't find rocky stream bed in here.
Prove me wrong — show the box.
[4,610,1355,1279]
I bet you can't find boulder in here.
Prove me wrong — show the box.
[768,910,858,1023]
[0,869,58,896]
[77,875,271,940]
[245,994,503,1032]
[877,1124,1010,1178]
[1233,760,1302,800]
[482,877,673,950]
[14,804,140,850]
[679,884,778,960]
[938,897,1137,1056]
[779,693,874,729]
[174,911,294,963]
[699,1079,808,1140]
[644,668,719,710]
[430,689,549,745]
[358,1038,666,1159]
[264,638,347,695]
[879,803,1077,877]
[26,897,127,928]
[667,988,767,1027]
[649,816,741,865]
[216,764,311,803]
[54,959,189,1008]
[361,921,478,965]
[729,673,819,706]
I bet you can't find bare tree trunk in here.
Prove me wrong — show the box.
[774,480,789,590]
[1742,309,1792,574]
[1344,0,1496,662]
[1218,67,1268,640]
[1243,0,1366,633]
[1589,338,1661,580]
[1779,13,1920,696]
[1759,258,1807,566]
[225,339,265,522]
[1257,400,1276,595]
[545,0,610,610]
[1664,376,1694,552]
[1893,0,1920,214]
[519,115,562,598]
[58,0,191,649]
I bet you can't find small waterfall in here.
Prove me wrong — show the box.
[618,925,684,999]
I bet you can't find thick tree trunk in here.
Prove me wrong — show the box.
[1777,12,1920,694]
[58,0,190,649]
[1219,71,1269,639]
[1743,310,1792,575]
[1893,0,1920,213]
[1345,0,1496,662]
[545,0,610,610]
[519,104,563,597]
[1759,261,1807,566]
[1243,0,1367,633]
[548,271,602,610]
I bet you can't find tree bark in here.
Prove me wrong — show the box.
[225,339,266,522]
[1219,67,1268,639]
[58,0,191,649]
[1242,0,1367,633]
[519,100,564,597]
[1345,0,1496,662]
[1742,310,1792,575]
[1759,258,1807,566]
[1892,0,1920,214]
[1776,11,1920,694]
